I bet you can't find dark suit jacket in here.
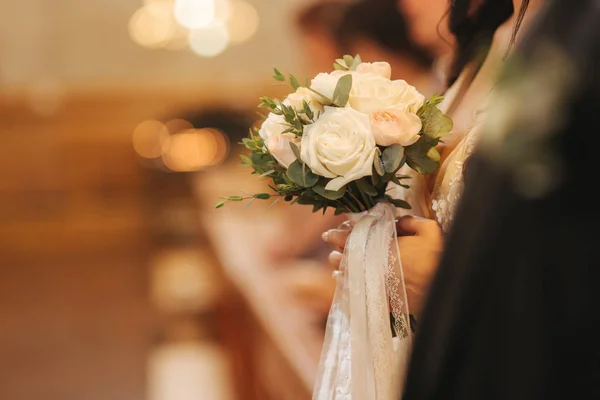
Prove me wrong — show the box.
[403,1,600,398]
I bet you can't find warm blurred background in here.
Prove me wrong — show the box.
[0,0,443,399]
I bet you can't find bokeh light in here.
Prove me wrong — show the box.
[129,2,179,49]
[188,22,230,57]
[133,120,170,159]
[226,0,259,45]
[165,118,194,134]
[161,128,229,172]
[173,0,215,30]
[148,341,234,400]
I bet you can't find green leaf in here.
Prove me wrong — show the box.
[334,58,348,71]
[427,147,441,162]
[302,101,314,120]
[350,54,362,71]
[307,87,333,104]
[273,68,285,81]
[287,160,318,188]
[419,102,453,139]
[228,196,244,202]
[259,170,275,178]
[356,178,378,197]
[313,183,346,200]
[301,162,319,187]
[371,169,381,186]
[290,74,301,89]
[253,193,271,200]
[405,138,440,175]
[289,142,301,161]
[332,74,353,107]
[334,207,347,215]
[386,198,412,209]
[428,94,445,107]
[390,174,411,188]
[374,150,385,176]
[215,201,226,209]
[382,144,405,174]
[240,154,253,165]
[343,55,354,68]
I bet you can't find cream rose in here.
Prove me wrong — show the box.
[356,62,392,79]
[370,107,422,146]
[267,133,299,168]
[349,74,425,115]
[258,112,287,141]
[283,87,324,116]
[310,70,349,105]
[301,107,377,191]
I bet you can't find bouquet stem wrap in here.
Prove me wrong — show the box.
[313,202,412,400]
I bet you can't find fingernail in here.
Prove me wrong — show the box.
[322,231,329,242]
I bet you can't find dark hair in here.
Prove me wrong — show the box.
[296,2,346,36]
[296,0,434,69]
[448,0,531,86]
[334,0,434,68]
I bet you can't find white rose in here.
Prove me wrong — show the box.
[267,133,299,168]
[349,74,425,115]
[370,107,422,146]
[283,87,324,116]
[310,70,349,105]
[356,62,392,79]
[301,107,377,191]
[258,112,287,141]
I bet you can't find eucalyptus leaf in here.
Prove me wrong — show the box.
[374,150,385,176]
[287,160,316,187]
[259,170,275,177]
[332,74,353,107]
[290,74,301,89]
[386,198,412,209]
[273,68,285,81]
[427,147,441,162]
[313,183,346,200]
[289,142,301,161]
[356,178,378,197]
[334,207,347,215]
[253,193,271,199]
[420,103,453,139]
[343,55,354,68]
[405,139,440,175]
[239,154,252,165]
[382,144,405,174]
[350,54,362,71]
[301,163,319,187]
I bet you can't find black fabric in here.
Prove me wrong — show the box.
[403,0,600,398]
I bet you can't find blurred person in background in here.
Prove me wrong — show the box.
[296,0,440,95]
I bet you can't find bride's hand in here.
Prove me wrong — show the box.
[321,221,352,268]
[396,216,444,317]
[322,216,444,317]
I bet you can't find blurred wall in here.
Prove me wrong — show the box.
[0,0,311,91]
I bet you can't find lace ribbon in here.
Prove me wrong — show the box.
[313,202,412,399]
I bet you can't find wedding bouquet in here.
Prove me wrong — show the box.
[218,55,452,400]
[216,55,452,213]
